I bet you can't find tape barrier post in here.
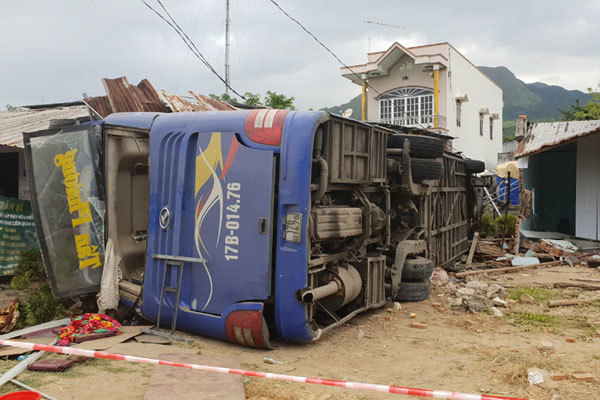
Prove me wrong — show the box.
[0,340,528,400]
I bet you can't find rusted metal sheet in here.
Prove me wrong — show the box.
[83,96,112,119]
[515,120,600,158]
[85,76,236,118]
[103,77,169,115]
[0,106,89,148]
[162,90,237,112]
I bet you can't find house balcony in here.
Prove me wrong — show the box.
[377,114,447,131]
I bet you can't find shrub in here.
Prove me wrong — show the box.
[11,249,70,328]
[480,213,497,237]
[495,214,517,236]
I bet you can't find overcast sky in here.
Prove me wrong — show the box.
[1,0,599,110]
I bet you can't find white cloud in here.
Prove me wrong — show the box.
[1,0,599,109]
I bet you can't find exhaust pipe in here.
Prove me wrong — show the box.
[301,280,340,304]
[301,265,362,310]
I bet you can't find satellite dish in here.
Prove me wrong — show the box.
[342,108,353,118]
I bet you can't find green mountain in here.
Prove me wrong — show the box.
[321,94,362,119]
[478,66,592,121]
[323,67,592,126]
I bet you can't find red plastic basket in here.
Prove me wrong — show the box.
[0,391,42,400]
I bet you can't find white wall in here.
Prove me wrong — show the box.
[366,55,448,123]
[447,47,503,170]
[365,44,503,170]
[576,134,600,240]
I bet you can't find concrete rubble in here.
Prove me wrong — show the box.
[438,278,508,313]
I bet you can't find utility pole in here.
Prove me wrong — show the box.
[225,0,231,96]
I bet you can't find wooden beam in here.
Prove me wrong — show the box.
[465,232,479,267]
[548,299,594,307]
[455,260,564,278]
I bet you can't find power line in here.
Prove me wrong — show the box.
[267,0,429,129]
[267,0,380,96]
[139,0,246,99]
[176,0,204,91]
[87,0,176,89]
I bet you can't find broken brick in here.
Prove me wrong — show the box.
[550,373,568,381]
[572,373,594,382]
[566,338,576,343]
[384,316,392,321]
[410,322,427,329]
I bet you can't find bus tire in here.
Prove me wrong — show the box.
[401,257,435,280]
[411,159,442,181]
[394,280,432,302]
[465,159,485,174]
[387,134,444,158]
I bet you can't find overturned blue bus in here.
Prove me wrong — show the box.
[24,110,484,348]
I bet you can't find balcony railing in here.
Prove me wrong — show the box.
[377,114,446,130]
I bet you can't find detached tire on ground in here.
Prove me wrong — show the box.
[387,134,444,158]
[411,159,442,181]
[465,159,485,174]
[394,280,432,302]
[401,257,435,280]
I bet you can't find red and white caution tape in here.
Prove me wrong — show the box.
[0,340,527,400]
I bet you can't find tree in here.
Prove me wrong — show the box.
[559,86,600,120]
[209,93,238,103]
[5,104,21,112]
[264,90,295,110]
[243,92,262,106]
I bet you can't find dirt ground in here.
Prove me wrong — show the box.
[0,265,599,400]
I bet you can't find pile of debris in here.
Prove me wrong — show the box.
[449,232,600,277]
[440,278,509,316]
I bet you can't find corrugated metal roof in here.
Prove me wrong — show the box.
[0,106,89,148]
[515,120,600,158]
[83,77,170,118]
[84,77,236,117]
[161,90,237,112]
[102,77,169,116]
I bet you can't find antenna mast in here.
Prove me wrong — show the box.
[363,20,404,52]
[225,0,231,95]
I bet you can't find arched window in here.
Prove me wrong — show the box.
[379,87,434,127]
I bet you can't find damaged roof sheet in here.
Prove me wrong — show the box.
[515,120,600,158]
[83,77,236,118]
[161,90,237,112]
[0,106,89,148]
[84,77,170,118]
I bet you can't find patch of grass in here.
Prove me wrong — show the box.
[510,312,556,328]
[589,299,600,308]
[507,286,552,302]
[508,311,598,335]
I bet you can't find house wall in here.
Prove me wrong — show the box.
[576,134,600,240]
[366,57,448,124]
[365,44,503,170]
[447,47,503,170]
[520,143,577,234]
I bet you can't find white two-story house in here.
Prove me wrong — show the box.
[341,42,502,170]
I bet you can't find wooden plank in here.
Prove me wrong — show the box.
[143,353,245,400]
[455,260,564,278]
[553,282,600,290]
[548,299,594,307]
[0,318,70,341]
[465,232,479,267]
